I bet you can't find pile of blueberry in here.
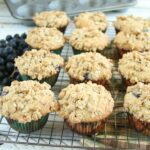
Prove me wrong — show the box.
[0,33,29,86]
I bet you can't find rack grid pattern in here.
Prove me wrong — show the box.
[0,22,150,150]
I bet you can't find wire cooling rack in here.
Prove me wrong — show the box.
[0,22,150,150]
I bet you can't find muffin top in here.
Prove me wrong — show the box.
[74,12,108,31]
[69,28,109,52]
[114,31,150,52]
[33,11,70,28]
[124,82,150,122]
[0,80,57,123]
[25,27,65,51]
[65,52,112,81]
[113,15,150,32]
[15,49,64,80]
[58,82,114,123]
[119,51,150,84]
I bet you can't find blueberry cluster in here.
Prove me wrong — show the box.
[0,33,29,86]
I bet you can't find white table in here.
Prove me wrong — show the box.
[0,0,150,150]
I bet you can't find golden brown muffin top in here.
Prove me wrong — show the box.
[65,52,112,81]
[58,82,114,123]
[33,11,70,28]
[0,80,58,123]
[75,12,108,31]
[15,49,64,80]
[69,28,109,52]
[124,82,150,122]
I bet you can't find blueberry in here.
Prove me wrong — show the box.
[14,34,20,39]
[0,65,5,71]
[0,40,6,44]
[0,57,5,65]
[5,46,13,54]
[132,92,141,98]
[84,72,89,80]
[6,62,14,73]
[12,71,19,78]
[0,48,3,56]
[6,55,15,62]
[21,33,27,39]
[8,39,17,49]
[2,77,11,86]
[6,35,13,41]
[15,75,21,81]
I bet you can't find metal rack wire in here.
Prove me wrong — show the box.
[0,22,150,149]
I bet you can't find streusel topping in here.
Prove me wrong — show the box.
[0,80,57,123]
[124,82,150,122]
[65,52,112,81]
[119,51,150,84]
[15,49,64,80]
[25,27,65,51]
[114,31,150,52]
[33,11,69,28]
[69,28,109,52]
[113,15,150,32]
[75,12,108,31]
[58,82,114,123]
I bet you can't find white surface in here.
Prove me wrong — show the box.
[0,0,150,149]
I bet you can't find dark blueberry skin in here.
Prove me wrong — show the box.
[21,33,27,39]
[0,57,5,65]
[0,71,3,80]
[14,34,20,39]
[0,65,5,71]
[6,62,14,73]
[83,72,89,80]
[6,35,13,41]
[2,77,11,86]
[132,92,141,98]
[6,55,15,62]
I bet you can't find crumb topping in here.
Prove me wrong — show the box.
[114,31,150,52]
[69,28,109,52]
[0,80,57,123]
[65,52,112,81]
[58,82,114,123]
[15,49,64,80]
[119,51,150,84]
[75,12,108,31]
[33,11,70,28]
[113,15,150,32]
[25,27,65,51]
[124,82,150,122]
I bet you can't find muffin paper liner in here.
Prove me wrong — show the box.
[20,72,59,87]
[6,114,49,133]
[72,47,105,55]
[51,47,63,55]
[70,77,108,87]
[65,119,105,135]
[128,114,150,136]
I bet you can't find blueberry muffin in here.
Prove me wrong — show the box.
[124,83,150,136]
[33,11,70,33]
[119,51,150,86]
[114,31,150,57]
[58,82,114,135]
[65,52,112,86]
[25,27,65,54]
[74,12,108,32]
[113,15,150,33]
[69,28,109,54]
[0,80,58,133]
[15,49,64,87]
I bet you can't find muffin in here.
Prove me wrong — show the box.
[58,82,114,135]
[113,15,150,33]
[69,28,109,54]
[74,12,108,32]
[0,80,58,133]
[114,31,150,57]
[15,49,64,87]
[124,82,150,136]
[119,51,150,86]
[33,11,70,33]
[25,27,65,54]
[65,52,112,86]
